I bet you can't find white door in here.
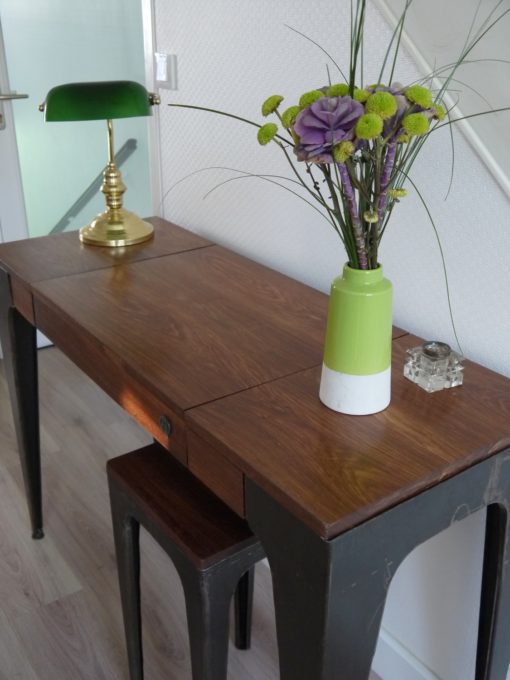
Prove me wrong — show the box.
[0,18,50,354]
[0,19,28,244]
[0,0,153,241]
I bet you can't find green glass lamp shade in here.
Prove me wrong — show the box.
[43,80,152,122]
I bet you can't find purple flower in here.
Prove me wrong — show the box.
[384,93,408,136]
[294,96,364,163]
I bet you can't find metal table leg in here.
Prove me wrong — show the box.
[0,268,43,538]
[246,449,510,680]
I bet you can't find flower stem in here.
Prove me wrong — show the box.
[337,163,369,269]
[377,139,398,224]
[333,162,357,259]
[322,167,358,266]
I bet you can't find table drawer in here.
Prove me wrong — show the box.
[34,295,187,463]
[187,430,245,516]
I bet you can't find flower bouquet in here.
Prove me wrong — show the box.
[170,0,509,414]
[257,81,443,271]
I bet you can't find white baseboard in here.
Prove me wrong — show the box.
[373,626,440,680]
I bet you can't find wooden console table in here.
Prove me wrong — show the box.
[1,217,510,679]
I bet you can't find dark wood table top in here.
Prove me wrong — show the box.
[32,244,329,412]
[0,217,211,283]
[1,220,337,465]
[4,218,507,542]
[187,334,510,539]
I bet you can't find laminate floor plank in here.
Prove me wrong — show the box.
[0,347,382,679]
[0,610,39,680]
[0,463,81,620]
[8,589,126,680]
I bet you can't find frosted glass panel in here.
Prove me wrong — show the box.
[0,0,151,237]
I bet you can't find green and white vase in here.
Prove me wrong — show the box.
[319,264,393,415]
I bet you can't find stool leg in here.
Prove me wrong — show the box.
[181,570,233,680]
[109,484,143,680]
[234,567,255,650]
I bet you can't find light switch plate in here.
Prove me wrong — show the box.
[155,52,178,90]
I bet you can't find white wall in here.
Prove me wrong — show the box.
[152,1,510,678]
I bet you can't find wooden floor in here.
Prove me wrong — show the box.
[0,347,381,680]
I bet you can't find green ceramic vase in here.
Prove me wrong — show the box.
[319,264,393,415]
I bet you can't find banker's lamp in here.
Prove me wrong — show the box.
[39,80,160,247]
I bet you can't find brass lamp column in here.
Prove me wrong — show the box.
[79,116,153,246]
[40,80,160,248]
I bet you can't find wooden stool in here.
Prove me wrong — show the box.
[107,443,265,680]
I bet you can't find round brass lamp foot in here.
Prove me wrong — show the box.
[79,209,154,247]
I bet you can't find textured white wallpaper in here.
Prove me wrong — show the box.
[153,2,510,678]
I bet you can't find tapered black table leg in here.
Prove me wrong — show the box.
[246,482,390,680]
[246,450,510,680]
[0,268,43,539]
[476,503,510,680]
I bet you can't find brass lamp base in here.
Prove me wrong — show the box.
[79,208,154,247]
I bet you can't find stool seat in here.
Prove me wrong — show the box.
[108,444,258,569]
[107,443,264,680]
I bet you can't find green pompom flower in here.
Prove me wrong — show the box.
[327,83,349,97]
[299,90,324,108]
[257,123,278,145]
[353,88,370,103]
[281,105,301,128]
[388,188,408,199]
[402,113,430,136]
[261,95,284,117]
[355,113,383,140]
[365,91,398,119]
[397,133,410,143]
[432,103,446,121]
[333,141,355,163]
[405,85,433,109]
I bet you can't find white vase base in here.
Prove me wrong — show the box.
[319,363,391,415]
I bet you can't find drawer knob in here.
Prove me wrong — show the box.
[159,415,173,437]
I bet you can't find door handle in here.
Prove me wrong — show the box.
[0,92,28,129]
[0,92,29,100]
